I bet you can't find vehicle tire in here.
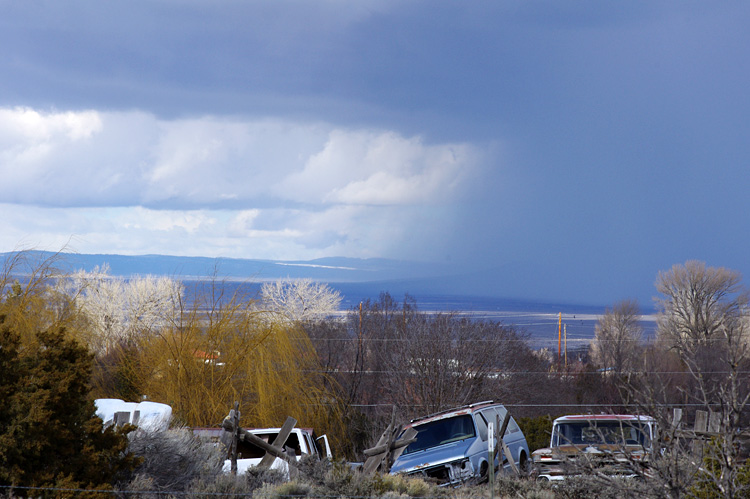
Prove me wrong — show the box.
[518,452,529,475]
[478,461,489,483]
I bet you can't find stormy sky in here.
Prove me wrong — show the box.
[2,1,749,305]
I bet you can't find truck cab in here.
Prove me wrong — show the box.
[193,426,331,476]
[532,414,656,481]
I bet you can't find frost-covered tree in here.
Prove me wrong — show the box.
[260,279,342,323]
[63,265,183,354]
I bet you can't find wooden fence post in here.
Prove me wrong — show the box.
[692,410,708,456]
[671,408,682,430]
[493,412,519,477]
[708,411,721,434]
[258,416,299,469]
[220,406,301,473]
[362,407,417,474]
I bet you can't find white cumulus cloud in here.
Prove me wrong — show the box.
[276,130,474,206]
[0,106,486,261]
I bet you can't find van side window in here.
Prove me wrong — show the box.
[508,417,520,434]
[483,408,503,431]
[485,407,520,435]
[475,413,489,441]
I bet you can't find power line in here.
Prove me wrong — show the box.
[0,485,451,499]
[348,403,725,408]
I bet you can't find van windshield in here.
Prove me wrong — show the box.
[404,415,476,454]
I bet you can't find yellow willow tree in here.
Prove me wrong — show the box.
[131,278,342,437]
[0,250,85,346]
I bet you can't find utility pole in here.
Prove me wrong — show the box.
[564,324,567,369]
[557,312,562,366]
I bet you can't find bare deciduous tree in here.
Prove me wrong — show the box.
[304,292,546,460]
[606,261,750,498]
[655,260,747,354]
[590,299,643,375]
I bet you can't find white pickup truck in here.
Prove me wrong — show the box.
[193,426,332,475]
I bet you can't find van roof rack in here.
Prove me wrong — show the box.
[410,400,496,423]
[469,400,494,408]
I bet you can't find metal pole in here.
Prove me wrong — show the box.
[231,401,239,475]
[488,421,495,499]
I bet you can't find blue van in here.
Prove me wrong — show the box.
[390,401,530,486]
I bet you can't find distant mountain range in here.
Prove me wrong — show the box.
[3,250,630,343]
[5,251,451,285]
[1,250,607,309]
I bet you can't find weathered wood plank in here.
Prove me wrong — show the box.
[220,417,300,468]
[694,410,708,433]
[708,411,721,434]
[258,416,298,469]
